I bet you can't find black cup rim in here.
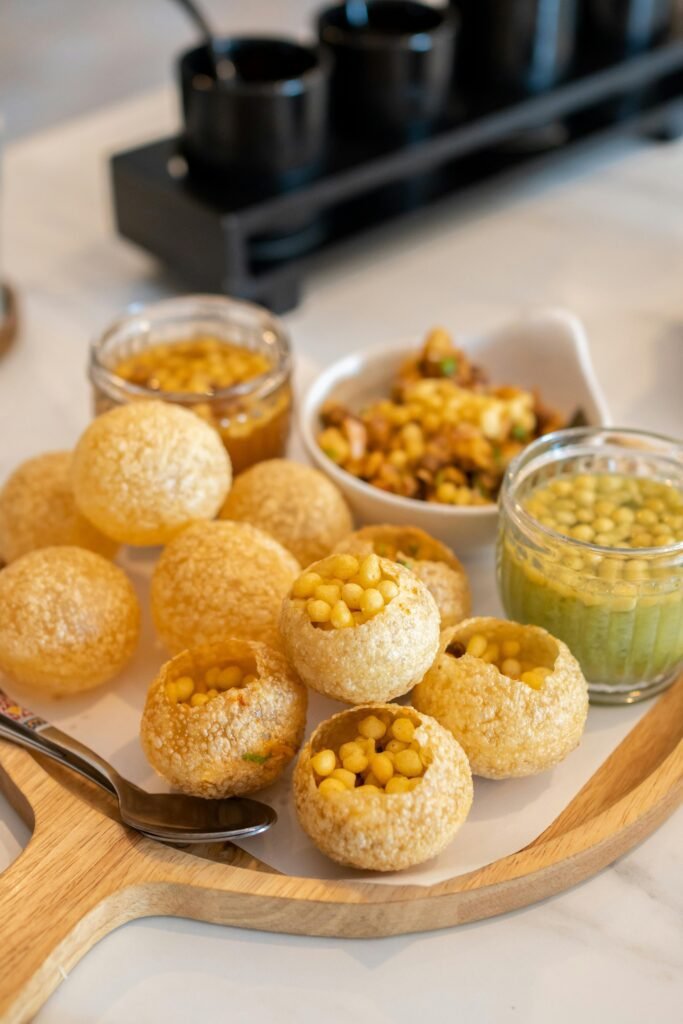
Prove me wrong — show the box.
[318,1,458,51]
[180,36,331,96]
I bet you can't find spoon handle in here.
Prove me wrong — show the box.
[0,717,117,796]
[172,0,233,80]
[173,0,214,43]
[0,688,116,795]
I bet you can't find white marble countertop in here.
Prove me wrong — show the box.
[0,89,682,1023]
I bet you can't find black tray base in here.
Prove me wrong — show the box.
[111,40,683,313]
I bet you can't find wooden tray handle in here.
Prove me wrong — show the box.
[0,833,118,1023]
[0,740,279,1023]
[0,742,144,1024]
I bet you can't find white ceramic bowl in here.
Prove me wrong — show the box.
[300,309,611,552]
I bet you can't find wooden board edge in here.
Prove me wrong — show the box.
[128,774,680,938]
[138,676,683,909]
[122,732,682,919]
[0,691,680,949]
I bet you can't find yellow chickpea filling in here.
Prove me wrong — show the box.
[447,634,552,690]
[164,663,258,706]
[312,712,430,796]
[114,336,271,395]
[292,554,399,630]
[524,473,683,550]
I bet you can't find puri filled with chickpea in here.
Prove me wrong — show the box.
[280,551,440,703]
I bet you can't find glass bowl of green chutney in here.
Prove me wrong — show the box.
[497,427,683,704]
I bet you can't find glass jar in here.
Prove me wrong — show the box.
[497,428,683,704]
[89,295,292,474]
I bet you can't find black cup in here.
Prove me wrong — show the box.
[179,37,330,190]
[455,0,579,98]
[318,1,459,142]
[582,0,674,58]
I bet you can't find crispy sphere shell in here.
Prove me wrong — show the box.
[141,640,307,797]
[72,400,232,545]
[0,546,140,695]
[0,451,118,563]
[413,617,589,779]
[294,704,473,871]
[280,558,440,704]
[151,521,300,652]
[219,459,353,567]
[335,525,470,628]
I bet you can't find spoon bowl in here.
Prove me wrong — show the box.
[115,780,276,841]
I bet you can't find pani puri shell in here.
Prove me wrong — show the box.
[335,524,470,628]
[72,400,232,546]
[413,617,589,779]
[294,703,473,871]
[280,557,440,704]
[141,640,307,797]
[0,546,140,695]
[151,520,300,652]
[219,459,353,567]
[0,451,118,564]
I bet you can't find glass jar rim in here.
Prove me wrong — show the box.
[501,426,683,558]
[89,294,292,405]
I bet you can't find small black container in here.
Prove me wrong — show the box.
[179,37,330,190]
[318,1,459,142]
[582,0,674,58]
[455,0,579,98]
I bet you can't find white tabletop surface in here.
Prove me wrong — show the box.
[1,89,682,1023]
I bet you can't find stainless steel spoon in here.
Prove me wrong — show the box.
[172,0,236,83]
[0,689,276,842]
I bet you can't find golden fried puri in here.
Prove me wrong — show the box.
[335,524,470,628]
[0,451,118,563]
[219,458,353,566]
[0,546,140,695]
[413,617,589,778]
[141,640,307,798]
[72,400,232,545]
[151,520,300,652]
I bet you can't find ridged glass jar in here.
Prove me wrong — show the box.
[497,428,683,704]
[89,295,292,474]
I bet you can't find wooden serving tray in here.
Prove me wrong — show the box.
[0,674,681,1024]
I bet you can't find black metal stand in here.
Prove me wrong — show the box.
[111,38,683,312]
